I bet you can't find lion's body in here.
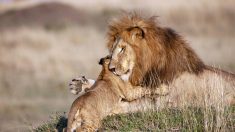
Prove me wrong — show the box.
[107,13,235,110]
[157,67,235,108]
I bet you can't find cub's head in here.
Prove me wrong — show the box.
[99,54,133,81]
[99,55,111,65]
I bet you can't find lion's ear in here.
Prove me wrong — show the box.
[130,27,145,41]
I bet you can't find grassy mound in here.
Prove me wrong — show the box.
[34,113,67,132]
[34,106,234,131]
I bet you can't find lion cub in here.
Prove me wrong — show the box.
[67,56,168,131]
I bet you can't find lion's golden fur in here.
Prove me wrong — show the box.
[108,13,206,87]
[107,13,235,107]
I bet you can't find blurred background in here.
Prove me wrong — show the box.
[0,0,234,131]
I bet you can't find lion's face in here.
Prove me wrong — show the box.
[107,14,206,87]
[109,38,135,79]
[108,26,150,83]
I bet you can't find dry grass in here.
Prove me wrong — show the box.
[0,0,234,131]
[34,106,234,131]
[102,106,234,131]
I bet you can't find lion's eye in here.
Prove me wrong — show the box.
[120,47,125,54]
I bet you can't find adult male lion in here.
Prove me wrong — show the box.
[106,13,235,108]
[70,13,234,113]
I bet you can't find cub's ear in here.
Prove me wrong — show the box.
[99,58,104,65]
[98,55,111,65]
[130,27,145,41]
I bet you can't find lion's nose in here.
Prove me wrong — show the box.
[109,62,115,70]
[109,63,116,72]
[110,68,116,73]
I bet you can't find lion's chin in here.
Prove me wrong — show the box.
[113,69,130,76]
[112,69,132,82]
[120,69,132,82]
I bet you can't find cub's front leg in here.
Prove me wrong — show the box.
[69,76,95,97]
[76,123,100,132]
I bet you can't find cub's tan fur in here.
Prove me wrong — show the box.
[107,13,235,108]
[67,56,167,131]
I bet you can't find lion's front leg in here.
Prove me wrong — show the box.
[112,97,156,114]
[121,85,152,101]
[121,84,169,101]
[69,76,95,96]
[153,84,169,96]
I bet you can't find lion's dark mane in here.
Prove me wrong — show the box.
[107,13,205,88]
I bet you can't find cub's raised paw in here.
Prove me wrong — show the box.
[69,76,94,96]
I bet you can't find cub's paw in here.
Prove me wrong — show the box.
[69,76,94,96]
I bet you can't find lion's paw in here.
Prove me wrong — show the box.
[69,76,94,96]
[154,84,169,96]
